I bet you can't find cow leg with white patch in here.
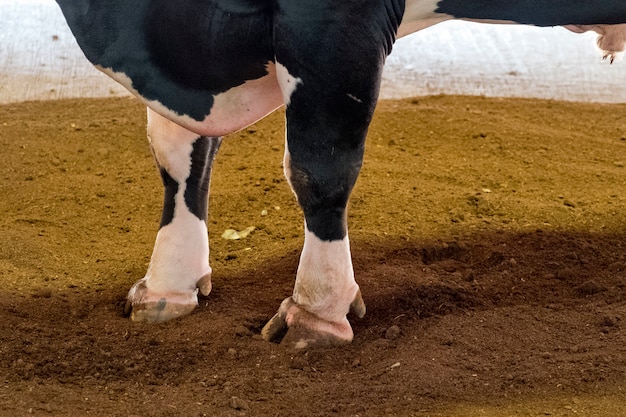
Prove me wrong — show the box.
[262,0,403,347]
[124,109,221,322]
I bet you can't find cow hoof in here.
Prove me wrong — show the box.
[124,279,198,323]
[196,272,212,297]
[261,296,364,349]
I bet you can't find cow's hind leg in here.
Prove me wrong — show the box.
[125,109,221,323]
[262,1,400,347]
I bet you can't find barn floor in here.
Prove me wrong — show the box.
[0,96,625,416]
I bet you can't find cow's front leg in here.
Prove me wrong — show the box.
[125,109,221,323]
[262,7,392,344]
[261,107,369,347]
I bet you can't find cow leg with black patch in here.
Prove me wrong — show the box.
[125,109,221,322]
[262,0,403,347]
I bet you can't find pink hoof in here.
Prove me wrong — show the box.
[261,293,366,349]
[196,272,213,297]
[124,278,199,323]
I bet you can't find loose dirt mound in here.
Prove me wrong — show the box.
[0,96,625,416]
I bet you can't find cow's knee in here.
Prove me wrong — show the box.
[284,145,361,240]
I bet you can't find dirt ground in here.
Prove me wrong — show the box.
[0,96,625,416]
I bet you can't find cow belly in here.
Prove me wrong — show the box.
[195,68,285,137]
[100,63,284,137]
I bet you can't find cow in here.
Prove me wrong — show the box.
[53,0,626,348]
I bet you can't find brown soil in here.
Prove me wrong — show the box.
[1,96,625,416]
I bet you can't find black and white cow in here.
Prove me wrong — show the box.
[53,0,626,348]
